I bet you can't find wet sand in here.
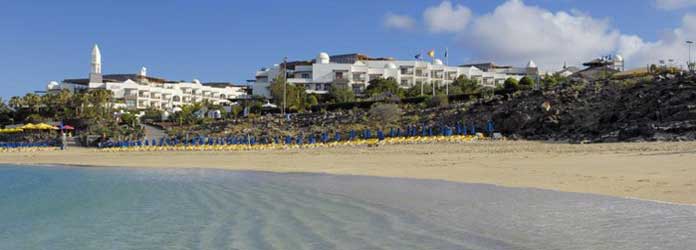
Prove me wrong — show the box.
[2,141,696,204]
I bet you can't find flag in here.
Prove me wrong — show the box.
[427,49,435,58]
[415,53,422,60]
[444,48,448,60]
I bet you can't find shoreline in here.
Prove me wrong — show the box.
[9,162,696,208]
[2,141,696,205]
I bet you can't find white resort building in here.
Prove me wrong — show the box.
[252,52,539,98]
[47,45,247,111]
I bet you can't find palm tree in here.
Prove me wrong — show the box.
[88,89,113,118]
[8,96,23,110]
[73,92,90,117]
[42,90,74,120]
[22,93,42,114]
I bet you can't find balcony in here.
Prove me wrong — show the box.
[351,73,366,83]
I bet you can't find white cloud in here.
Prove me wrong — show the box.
[655,0,696,10]
[462,0,620,69]
[384,13,416,31]
[618,14,696,67]
[423,1,472,33]
[404,0,696,70]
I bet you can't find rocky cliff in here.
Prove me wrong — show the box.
[458,76,696,142]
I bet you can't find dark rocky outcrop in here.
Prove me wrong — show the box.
[456,76,696,142]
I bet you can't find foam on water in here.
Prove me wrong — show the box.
[0,165,694,250]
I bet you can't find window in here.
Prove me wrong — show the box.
[126,100,136,107]
[301,73,310,79]
[335,72,344,80]
[352,85,362,93]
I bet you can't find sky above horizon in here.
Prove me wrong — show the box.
[2,0,696,99]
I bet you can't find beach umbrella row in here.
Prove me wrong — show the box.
[0,141,53,148]
[98,120,496,149]
[1,123,72,133]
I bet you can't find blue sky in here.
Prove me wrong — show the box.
[2,0,696,99]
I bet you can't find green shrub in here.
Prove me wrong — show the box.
[428,95,449,108]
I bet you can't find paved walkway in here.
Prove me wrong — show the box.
[143,124,167,140]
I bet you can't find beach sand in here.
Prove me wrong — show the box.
[2,141,696,204]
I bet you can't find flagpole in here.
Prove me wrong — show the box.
[445,48,449,96]
[418,52,424,96]
[431,52,435,96]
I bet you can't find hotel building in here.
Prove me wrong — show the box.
[47,45,247,111]
[253,52,538,98]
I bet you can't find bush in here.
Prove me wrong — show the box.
[230,105,243,119]
[503,78,520,93]
[141,108,163,122]
[427,95,449,108]
[329,85,356,103]
[368,103,403,128]
[365,77,402,97]
[306,95,319,107]
[519,76,535,90]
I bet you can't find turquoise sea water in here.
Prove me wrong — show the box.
[0,165,694,250]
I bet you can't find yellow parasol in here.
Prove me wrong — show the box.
[36,123,58,130]
[20,123,38,130]
[0,128,23,133]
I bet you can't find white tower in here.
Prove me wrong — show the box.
[89,44,103,83]
[317,52,330,64]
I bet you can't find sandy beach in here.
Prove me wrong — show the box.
[2,141,696,204]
